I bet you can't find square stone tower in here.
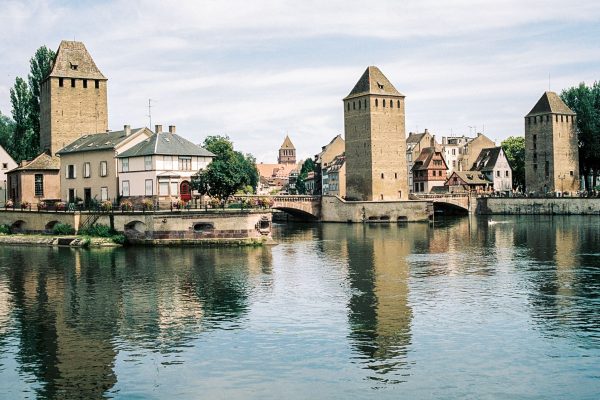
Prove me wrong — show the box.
[525,91,579,194]
[278,135,296,164]
[40,40,108,155]
[343,66,408,201]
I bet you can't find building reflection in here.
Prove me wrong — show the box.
[0,244,272,398]
[323,223,426,382]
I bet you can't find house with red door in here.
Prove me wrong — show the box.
[411,147,448,193]
[116,125,214,205]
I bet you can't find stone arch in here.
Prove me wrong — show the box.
[45,220,60,232]
[11,220,26,233]
[124,220,146,233]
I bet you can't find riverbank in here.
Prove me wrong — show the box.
[0,234,120,247]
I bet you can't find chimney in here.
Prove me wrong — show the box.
[124,125,131,136]
[155,124,162,134]
[424,128,429,134]
[169,125,176,134]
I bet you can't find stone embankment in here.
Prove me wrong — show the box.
[0,235,119,247]
[476,197,600,215]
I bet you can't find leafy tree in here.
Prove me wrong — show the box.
[501,136,525,190]
[295,158,315,194]
[561,82,600,190]
[193,135,259,204]
[0,111,15,155]
[27,46,55,150]
[10,77,32,162]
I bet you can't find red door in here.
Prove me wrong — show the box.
[180,181,191,201]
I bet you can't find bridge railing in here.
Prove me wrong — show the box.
[413,193,472,199]
[234,195,320,203]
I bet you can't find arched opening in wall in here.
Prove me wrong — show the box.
[45,220,59,232]
[397,216,408,223]
[193,222,214,232]
[256,216,271,235]
[180,180,191,202]
[124,220,146,233]
[380,215,390,221]
[11,220,26,234]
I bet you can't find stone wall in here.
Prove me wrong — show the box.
[476,197,600,215]
[0,210,272,243]
[320,195,431,222]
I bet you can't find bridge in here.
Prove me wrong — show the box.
[411,193,473,214]
[236,195,322,219]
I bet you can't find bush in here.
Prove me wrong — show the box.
[0,224,11,235]
[78,224,113,237]
[101,200,113,212]
[111,234,126,245]
[53,223,75,235]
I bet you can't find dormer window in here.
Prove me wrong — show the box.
[70,62,78,70]
[377,82,384,89]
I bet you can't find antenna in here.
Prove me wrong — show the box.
[548,73,551,91]
[147,99,152,128]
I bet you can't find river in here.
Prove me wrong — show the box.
[0,216,599,399]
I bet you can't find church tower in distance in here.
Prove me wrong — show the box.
[278,135,296,164]
[343,66,408,201]
[524,91,579,194]
[40,40,108,155]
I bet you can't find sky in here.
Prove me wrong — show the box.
[0,0,599,163]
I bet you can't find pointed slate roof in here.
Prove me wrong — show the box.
[56,127,152,154]
[411,147,447,171]
[280,135,295,150]
[47,40,106,80]
[344,66,404,100]
[526,91,575,116]
[117,132,215,158]
[470,147,504,173]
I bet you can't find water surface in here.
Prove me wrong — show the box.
[0,216,599,399]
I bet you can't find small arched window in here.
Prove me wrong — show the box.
[390,100,393,108]
[359,100,361,110]
[347,102,350,111]
[397,100,400,108]
[353,102,356,110]
[383,99,386,107]
[375,99,378,107]
[364,99,367,109]
[381,173,384,179]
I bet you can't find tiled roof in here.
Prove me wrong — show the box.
[448,171,490,185]
[47,41,106,80]
[256,163,298,179]
[8,153,60,172]
[344,66,404,99]
[406,132,426,144]
[526,91,575,116]
[280,135,295,150]
[412,147,447,171]
[117,132,215,158]
[56,127,150,154]
[470,147,502,172]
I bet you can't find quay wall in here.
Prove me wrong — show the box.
[476,197,600,215]
[0,210,272,244]
[320,195,432,222]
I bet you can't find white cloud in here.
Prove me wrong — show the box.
[0,0,598,162]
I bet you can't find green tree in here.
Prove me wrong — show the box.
[561,82,600,190]
[10,77,32,162]
[193,135,259,203]
[0,111,15,155]
[501,136,525,190]
[27,45,55,155]
[295,158,315,194]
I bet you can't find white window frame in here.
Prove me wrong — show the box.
[83,162,91,178]
[159,181,169,195]
[101,187,108,201]
[122,180,130,196]
[122,158,129,172]
[144,155,152,171]
[164,156,173,170]
[145,179,153,196]
[100,161,108,177]
[66,164,76,179]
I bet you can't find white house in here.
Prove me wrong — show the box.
[470,147,513,195]
[0,145,17,205]
[116,125,215,203]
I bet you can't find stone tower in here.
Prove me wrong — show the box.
[278,135,296,164]
[525,91,579,194]
[40,40,108,155]
[343,66,408,201]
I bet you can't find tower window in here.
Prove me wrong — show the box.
[397,100,400,108]
[59,78,64,87]
[528,117,531,124]
[394,173,397,179]
[390,100,393,108]
[358,100,361,110]
[71,79,75,87]
[375,99,378,107]
[383,99,386,107]
[561,115,563,122]
[83,79,88,88]
[570,170,574,176]
[95,80,99,89]
[364,99,367,109]
[556,115,558,122]
[353,102,355,110]
[347,103,350,111]
[545,161,549,177]
[381,173,384,179]
[533,164,537,171]
[546,115,549,122]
